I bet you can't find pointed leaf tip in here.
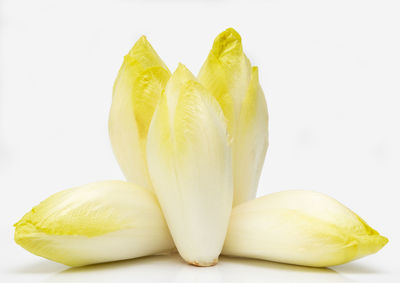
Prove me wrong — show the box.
[174,63,193,77]
[135,35,150,47]
[223,190,388,267]
[109,34,170,188]
[212,28,243,59]
[147,60,232,266]
[14,181,175,266]
[251,66,259,82]
[167,63,197,95]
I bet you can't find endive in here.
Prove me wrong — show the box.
[146,64,233,266]
[15,185,387,267]
[109,36,171,190]
[223,190,388,267]
[14,181,174,266]
[198,28,269,206]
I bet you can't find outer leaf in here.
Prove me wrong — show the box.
[234,67,268,203]
[147,64,233,266]
[222,190,388,267]
[14,181,174,266]
[198,28,268,206]
[109,36,171,189]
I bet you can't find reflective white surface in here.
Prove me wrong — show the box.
[2,250,397,283]
[1,0,400,282]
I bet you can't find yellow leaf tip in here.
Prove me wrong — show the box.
[221,28,241,40]
[172,63,196,81]
[127,35,154,57]
[136,35,149,45]
[355,233,389,260]
[212,28,243,58]
[176,62,189,71]
[251,66,259,79]
[376,234,389,249]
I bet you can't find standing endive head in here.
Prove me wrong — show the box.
[147,64,233,266]
[14,181,175,266]
[109,36,171,190]
[198,28,269,206]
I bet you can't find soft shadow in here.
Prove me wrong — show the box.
[218,256,357,283]
[10,254,373,283]
[30,254,362,283]
[221,255,335,273]
[65,255,168,273]
[332,262,385,274]
[41,254,182,283]
[174,264,223,283]
[10,260,67,274]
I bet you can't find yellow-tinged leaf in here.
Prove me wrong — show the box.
[233,67,268,204]
[198,28,253,133]
[222,190,388,267]
[14,181,174,266]
[109,36,170,189]
[132,66,171,140]
[147,64,233,266]
[199,28,268,206]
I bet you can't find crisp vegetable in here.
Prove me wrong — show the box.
[109,36,170,190]
[14,181,174,266]
[147,64,233,266]
[223,190,388,267]
[199,28,269,206]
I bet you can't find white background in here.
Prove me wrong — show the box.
[1,0,399,282]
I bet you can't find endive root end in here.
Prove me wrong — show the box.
[187,258,218,267]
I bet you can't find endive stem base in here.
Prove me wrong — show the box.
[187,258,218,267]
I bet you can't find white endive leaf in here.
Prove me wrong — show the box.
[198,28,268,206]
[235,67,268,203]
[109,36,171,189]
[222,190,388,267]
[14,181,174,266]
[147,64,233,266]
